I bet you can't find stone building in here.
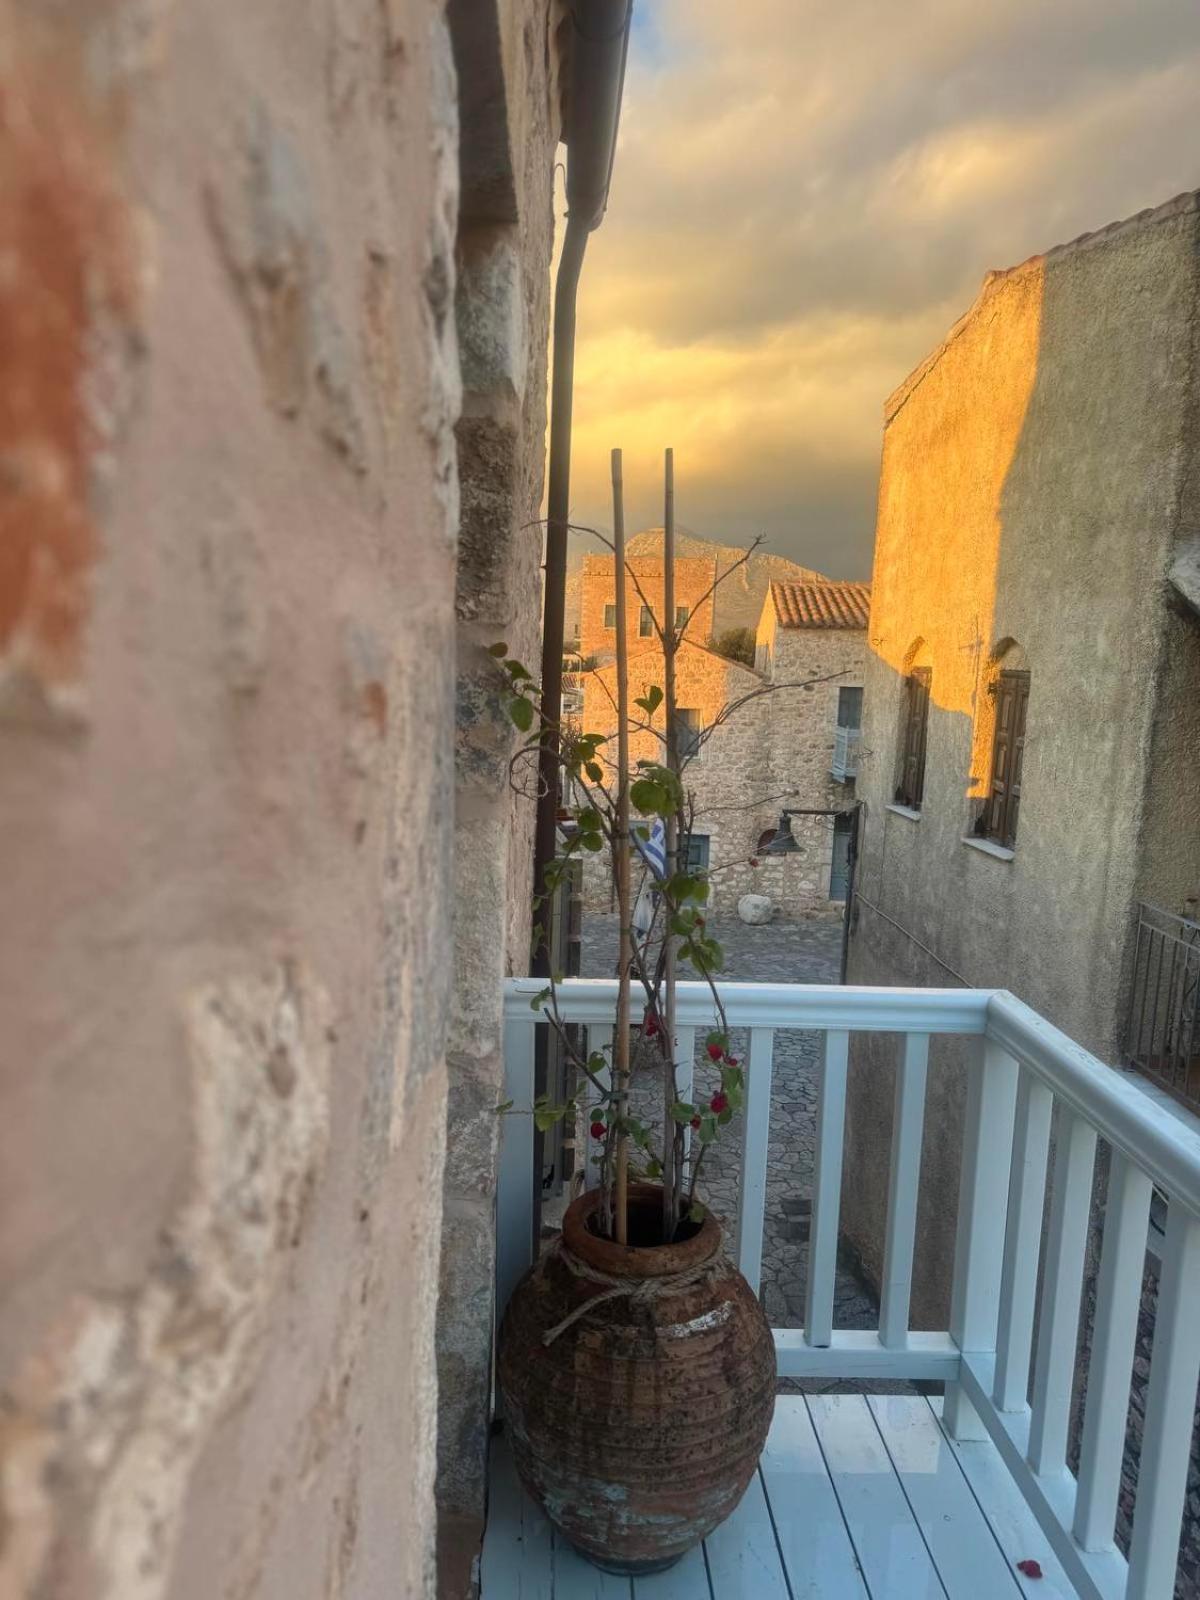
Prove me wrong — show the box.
[841,192,1200,1569]
[578,552,717,662]
[579,577,870,918]
[0,3,616,1598]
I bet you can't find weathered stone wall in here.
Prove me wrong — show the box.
[578,553,717,662]
[0,3,549,1598]
[440,0,560,1585]
[843,193,1200,1325]
[578,628,863,920]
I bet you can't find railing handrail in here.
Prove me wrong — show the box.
[504,976,990,1033]
[988,991,1200,1220]
[503,978,1200,1217]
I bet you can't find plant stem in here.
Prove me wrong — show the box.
[662,447,681,1241]
[612,447,632,1247]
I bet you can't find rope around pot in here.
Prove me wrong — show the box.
[538,1237,727,1346]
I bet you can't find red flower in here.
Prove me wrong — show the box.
[726,1056,739,1068]
[1016,1560,1043,1580]
[690,1115,702,1130]
[706,1043,724,1061]
[710,1092,729,1114]
[590,1121,606,1140]
[749,857,760,867]
[643,1013,659,1037]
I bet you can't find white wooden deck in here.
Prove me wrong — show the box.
[481,1394,1078,1599]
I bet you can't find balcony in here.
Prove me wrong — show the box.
[832,723,861,780]
[486,979,1200,1600]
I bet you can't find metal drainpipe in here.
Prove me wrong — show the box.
[532,0,631,976]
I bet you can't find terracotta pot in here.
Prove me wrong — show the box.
[497,1184,776,1574]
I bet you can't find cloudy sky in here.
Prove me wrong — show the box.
[560,0,1200,579]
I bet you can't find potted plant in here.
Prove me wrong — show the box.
[490,450,777,1574]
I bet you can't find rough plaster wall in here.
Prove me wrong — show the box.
[440,0,558,1562]
[0,2,458,1596]
[843,194,1200,1324]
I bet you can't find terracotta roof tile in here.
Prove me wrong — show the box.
[770,580,871,630]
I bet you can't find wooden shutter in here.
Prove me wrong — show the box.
[986,670,1029,847]
[899,668,931,808]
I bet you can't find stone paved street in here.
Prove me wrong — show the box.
[580,911,916,1395]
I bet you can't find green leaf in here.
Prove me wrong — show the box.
[669,1102,696,1124]
[506,661,532,681]
[585,762,604,784]
[634,685,664,716]
[529,986,551,1012]
[688,1200,708,1222]
[580,832,603,852]
[509,696,534,732]
[699,1115,717,1145]
[718,1107,733,1126]
[487,641,508,657]
[495,1099,514,1114]
[645,1156,663,1179]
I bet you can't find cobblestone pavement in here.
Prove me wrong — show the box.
[579,912,917,1395]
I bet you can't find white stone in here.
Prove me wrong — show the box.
[737,893,775,925]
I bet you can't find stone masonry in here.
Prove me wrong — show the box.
[0,5,561,1600]
[578,572,869,918]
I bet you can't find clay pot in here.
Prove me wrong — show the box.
[497,1184,776,1574]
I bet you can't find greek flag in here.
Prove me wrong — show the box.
[633,818,666,880]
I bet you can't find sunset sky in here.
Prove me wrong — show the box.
[561,0,1200,579]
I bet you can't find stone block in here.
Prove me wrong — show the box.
[737,893,775,925]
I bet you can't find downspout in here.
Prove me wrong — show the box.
[532,0,632,975]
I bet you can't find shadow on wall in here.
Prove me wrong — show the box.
[844,201,1199,1332]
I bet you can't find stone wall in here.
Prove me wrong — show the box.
[578,553,717,662]
[579,626,864,921]
[843,193,1200,1324]
[0,3,554,1598]
[440,0,560,1587]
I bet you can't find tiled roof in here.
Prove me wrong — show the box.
[771,580,871,630]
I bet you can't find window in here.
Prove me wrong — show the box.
[603,603,616,629]
[639,605,654,637]
[829,813,854,900]
[837,686,863,729]
[980,669,1029,848]
[677,708,702,760]
[675,604,690,629]
[686,833,710,872]
[895,667,931,810]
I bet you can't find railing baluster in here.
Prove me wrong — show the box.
[497,1018,538,1316]
[675,1025,696,1162]
[945,1037,1019,1439]
[994,1072,1054,1410]
[805,1029,849,1347]
[880,1032,929,1349]
[1073,1151,1153,1551]
[734,1026,775,1294]
[1028,1106,1097,1474]
[583,1024,613,1192]
[1127,1203,1200,1599]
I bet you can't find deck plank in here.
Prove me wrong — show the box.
[867,1395,1021,1598]
[630,1545,712,1600]
[759,1397,869,1599]
[552,1540,633,1600]
[927,1397,1077,1600]
[702,1468,790,1598]
[480,1435,555,1600]
[807,1393,947,1599]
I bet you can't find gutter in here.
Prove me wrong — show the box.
[532,0,632,974]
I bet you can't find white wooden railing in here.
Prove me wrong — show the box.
[498,979,1200,1600]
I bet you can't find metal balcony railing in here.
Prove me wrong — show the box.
[498,978,1200,1600]
[832,723,861,780]
[1126,902,1200,1111]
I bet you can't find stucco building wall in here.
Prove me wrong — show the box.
[843,192,1200,1327]
[0,4,559,1599]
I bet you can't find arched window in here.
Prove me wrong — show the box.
[976,641,1029,849]
[894,641,932,810]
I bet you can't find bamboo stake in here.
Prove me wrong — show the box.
[612,448,632,1246]
[662,447,681,1239]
